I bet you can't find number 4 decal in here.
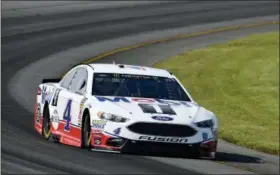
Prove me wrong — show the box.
[63,99,72,131]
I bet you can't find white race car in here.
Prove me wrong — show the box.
[34,63,218,158]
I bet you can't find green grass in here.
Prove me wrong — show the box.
[154,32,279,155]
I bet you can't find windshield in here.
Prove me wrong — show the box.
[92,73,191,101]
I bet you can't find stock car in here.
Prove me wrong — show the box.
[34,63,218,159]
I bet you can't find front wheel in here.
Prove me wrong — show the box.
[42,105,51,140]
[81,112,91,149]
[189,146,201,159]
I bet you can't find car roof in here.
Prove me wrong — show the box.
[88,63,173,78]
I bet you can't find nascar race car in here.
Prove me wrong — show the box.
[34,63,218,158]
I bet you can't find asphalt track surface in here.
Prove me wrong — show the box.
[1,1,280,174]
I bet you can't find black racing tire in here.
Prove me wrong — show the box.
[188,145,201,159]
[42,105,51,140]
[190,151,201,159]
[81,111,91,149]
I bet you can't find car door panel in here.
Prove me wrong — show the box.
[54,67,88,142]
[58,90,83,140]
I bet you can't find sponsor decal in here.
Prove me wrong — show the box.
[131,98,155,103]
[94,139,101,145]
[51,89,61,106]
[95,96,192,107]
[113,128,121,135]
[36,103,41,123]
[93,129,102,134]
[202,132,208,141]
[81,98,88,106]
[156,99,183,106]
[78,98,88,126]
[139,136,188,143]
[96,96,130,103]
[41,86,55,104]
[49,90,55,102]
[151,116,173,121]
[92,120,106,124]
[92,120,106,129]
[51,109,59,130]
[94,133,102,138]
[92,124,105,129]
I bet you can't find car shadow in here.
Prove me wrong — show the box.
[214,152,264,163]
[123,151,263,164]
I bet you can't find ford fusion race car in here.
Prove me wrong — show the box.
[34,63,218,159]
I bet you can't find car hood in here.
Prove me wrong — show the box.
[90,96,203,124]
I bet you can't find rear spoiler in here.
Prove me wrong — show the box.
[42,78,61,84]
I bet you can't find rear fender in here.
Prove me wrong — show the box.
[34,95,43,135]
[34,83,57,135]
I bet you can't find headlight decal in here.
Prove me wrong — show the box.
[92,119,106,129]
[195,119,214,128]
[97,112,130,123]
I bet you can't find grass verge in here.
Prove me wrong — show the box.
[154,32,279,155]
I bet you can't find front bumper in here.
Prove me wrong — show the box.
[91,131,217,158]
[121,140,201,155]
[90,119,218,158]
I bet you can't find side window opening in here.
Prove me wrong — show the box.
[60,69,77,89]
[68,67,88,94]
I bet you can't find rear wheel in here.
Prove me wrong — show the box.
[81,112,91,149]
[42,105,51,140]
